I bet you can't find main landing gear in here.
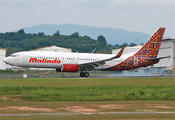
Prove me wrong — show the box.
[80,70,89,77]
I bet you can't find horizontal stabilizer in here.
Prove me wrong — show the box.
[146,55,171,61]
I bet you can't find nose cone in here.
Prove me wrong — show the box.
[3,57,10,64]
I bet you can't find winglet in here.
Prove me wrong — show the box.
[111,46,125,59]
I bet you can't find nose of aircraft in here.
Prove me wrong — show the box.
[3,57,10,64]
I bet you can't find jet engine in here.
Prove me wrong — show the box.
[56,64,78,72]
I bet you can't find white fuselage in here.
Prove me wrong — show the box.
[3,51,134,70]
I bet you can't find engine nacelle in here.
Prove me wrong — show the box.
[57,64,78,72]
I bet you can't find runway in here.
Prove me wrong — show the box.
[1,112,175,116]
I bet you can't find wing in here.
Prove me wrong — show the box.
[78,46,125,70]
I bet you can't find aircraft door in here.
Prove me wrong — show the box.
[21,53,28,67]
[22,53,28,62]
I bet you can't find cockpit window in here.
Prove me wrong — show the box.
[10,55,18,57]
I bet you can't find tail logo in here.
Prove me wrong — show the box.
[108,27,165,71]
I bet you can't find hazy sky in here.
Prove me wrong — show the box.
[0,0,175,38]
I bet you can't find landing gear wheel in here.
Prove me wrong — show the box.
[80,70,90,77]
[85,72,89,77]
[80,72,85,77]
[18,70,21,74]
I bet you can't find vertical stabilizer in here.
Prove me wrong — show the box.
[134,27,165,59]
[107,27,165,71]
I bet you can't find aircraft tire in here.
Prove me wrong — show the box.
[80,72,85,77]
[18,70,21,74]
[85,72,89,77]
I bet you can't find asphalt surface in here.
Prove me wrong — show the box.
[1,112,175,116]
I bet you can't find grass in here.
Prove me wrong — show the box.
[1,85,175,101]
[0,78,175,119]
[0,78,175,101]
[0,77,175,86]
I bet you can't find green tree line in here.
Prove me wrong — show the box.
[0,29,137,56]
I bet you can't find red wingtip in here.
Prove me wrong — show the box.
[112,46,125,59]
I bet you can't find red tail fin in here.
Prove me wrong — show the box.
[134,27,165,59]
[107,28,165,71]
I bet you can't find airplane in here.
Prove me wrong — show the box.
[3,27,168,77]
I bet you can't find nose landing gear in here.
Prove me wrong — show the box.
[18,69,21,74]
[80,70,89,77]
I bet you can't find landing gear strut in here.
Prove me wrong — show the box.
[80,70,89,77]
